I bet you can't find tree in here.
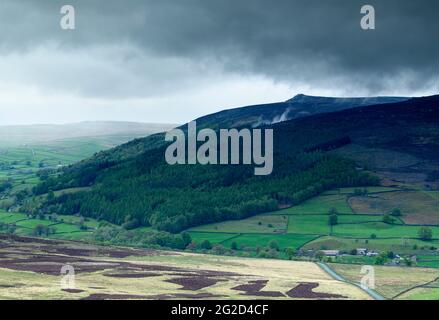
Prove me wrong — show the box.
[315,251,325,261]
[387,251,395,259]
[33,224,49,237]
[47,191,55,202]
[383,214,396,225]
[268,240,280,251]
[419,227,433,241]
[181,232,192,247]
[212,245,227,255]
[230,241,238,250]
[284,248,295,260]
[375,252,388,265]
[403,257,413,267]
[329,214,338,226]
[391,208,402,217]
[200,240,212,250]
[267,249,279,259]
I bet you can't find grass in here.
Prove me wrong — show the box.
[303,236,439,254]
[50,231,93,241]
[0,213,29,224]
[3,134,439,272]
[0,238,370,300]
[330,263,439,299]
[349,191,439,224]
[322,186,401,195]
[337,215,401,224]
[15,219,55,228]
[400,287,439,300]
[273,195,354,215]
[221,233,318,250]
[416,261,439,268]
[287,215,331,235]
[425,191,439,201]
[185,189,439,255]
[333,223,439,239]
[188,232,238,244]
[189,215,288,234]
[0,134,155,200]
[0,211,99,239]
[57,214,100,228]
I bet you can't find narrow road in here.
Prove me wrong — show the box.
[317,262,386,300]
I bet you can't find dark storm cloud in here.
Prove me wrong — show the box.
[1,0,439,96]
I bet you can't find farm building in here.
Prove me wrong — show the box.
[322,250,340,257]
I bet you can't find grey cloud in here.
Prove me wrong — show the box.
[0,0,438,98]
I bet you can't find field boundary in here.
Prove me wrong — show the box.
[391,276,439,300]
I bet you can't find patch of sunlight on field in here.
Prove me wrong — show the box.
[330,264,439,299]
[400,287,439,300]
[0,238,369,300]
[130,252,369,299]
[221,234,317,250]
[0,268,78,300]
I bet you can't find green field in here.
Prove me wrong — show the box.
[186,232,238,244]
[303,236,439,254]
[184,186,439,264]
[0,133,161,199]
[271,195,354,215]
[0,211,96,240]
[189,214,288,234]
[221,233,318,250]
[333,223,439,239]
[287,215,330,234]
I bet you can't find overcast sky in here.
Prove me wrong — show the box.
[0,0,438,125]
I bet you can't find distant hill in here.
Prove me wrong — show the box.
[0,121,177,146]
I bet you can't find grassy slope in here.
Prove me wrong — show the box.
[330,263,439,299]
[187,187,439,262]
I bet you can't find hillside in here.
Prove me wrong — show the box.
[53,95,408,174]
[270,95,439,188]
[26,95,437,233]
